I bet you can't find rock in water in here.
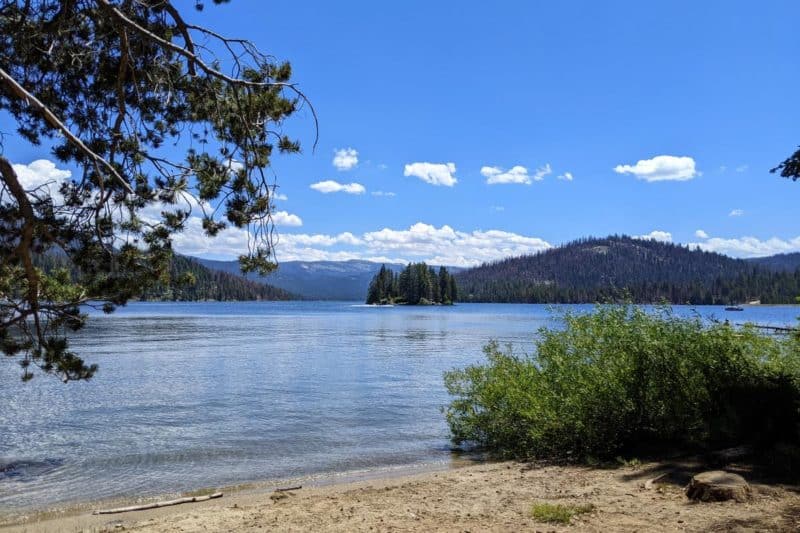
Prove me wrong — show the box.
[685,471,751,502]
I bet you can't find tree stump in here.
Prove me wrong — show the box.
[685,471,751,502]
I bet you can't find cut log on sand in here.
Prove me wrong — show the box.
[686,471,751,502]
[93,492,223,514]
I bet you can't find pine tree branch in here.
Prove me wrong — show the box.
[0,66,135,194]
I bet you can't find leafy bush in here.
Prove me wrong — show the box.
[444,305,800,460]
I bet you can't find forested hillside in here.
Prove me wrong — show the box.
[35,254,294,302]
[748,253,800,273]
[142,256,295,301]
[456,236,800,304]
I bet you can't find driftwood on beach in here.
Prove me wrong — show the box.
[92,492,223,515]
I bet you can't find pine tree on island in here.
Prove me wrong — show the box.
[366,263,457,305]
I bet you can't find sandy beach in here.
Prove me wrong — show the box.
[3,458,799,532]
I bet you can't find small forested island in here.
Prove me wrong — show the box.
[366,263,458,305]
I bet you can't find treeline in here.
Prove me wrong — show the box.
[456,236,800,304]
[35,253,294,302]
[141,255,294,301]
[366,263,458,305]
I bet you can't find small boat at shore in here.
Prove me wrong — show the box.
[724,305,744,311]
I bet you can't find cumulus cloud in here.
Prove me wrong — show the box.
[359,222,551,267]
[635,230,673,242]
[10,159,72,202]
[332,148,358,171]
[233,223,551,266]
[371,190,396,197]
[695,229,709,239]
[273,192,288,201]
[482,164,551,185]
[614,155,699,182]
[403,162,457,187]
[310,180,366,194]
[280,232,362,247]
[272,211,303,226]
[690,235,800,258]
[557,172,574,181]
[729,209,744,217]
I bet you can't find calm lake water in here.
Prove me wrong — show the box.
[1,302,798,510]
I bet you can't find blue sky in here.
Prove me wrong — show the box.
[5,1,800,266]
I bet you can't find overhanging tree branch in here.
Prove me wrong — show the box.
[0,66,134,194]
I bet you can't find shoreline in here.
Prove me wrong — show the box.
[0,458,471,530]
[3,458,800,532]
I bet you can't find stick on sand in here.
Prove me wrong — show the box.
[93,492,223,515]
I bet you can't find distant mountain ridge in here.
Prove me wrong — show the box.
[455,236,800,304]
[194,258,462,300]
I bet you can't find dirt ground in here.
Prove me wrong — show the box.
[3,459,799,532]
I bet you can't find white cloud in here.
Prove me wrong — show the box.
[310,180,366,195]
[237,223,551,266]
[10,159,72,202]
[371,191,396,197]
[690,236,800,258]
[403,162,457,187]
[482,164,551,185]
[635,230,673,243]
[332,148,358,171]
[614,155,699,182]
[695,229,709,239]
[736,165,748,173]
[481,164,546,185]
[490,205,505,212]
[272,210,303,226]
[359,223,551,267]
[273,192,288,201]
[557,172,574,181]
[280,232,362,247]
[729,209,744,217]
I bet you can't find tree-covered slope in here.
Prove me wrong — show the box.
[456,236,800,304]
[35,253,295,302]
[142,256,296,301]
[747,253,800,273]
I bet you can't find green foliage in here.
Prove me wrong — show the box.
[772,146,800,181]
[456,236,800,304]
[366,263,457,305]
[143,255,294,301]
[36,252,294,302]
[444,305,800,460]
[0,0,308,380]
[530,502,594,524]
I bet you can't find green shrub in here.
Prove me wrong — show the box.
[444,305,800,460]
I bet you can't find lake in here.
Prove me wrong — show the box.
[1,302,798,511]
